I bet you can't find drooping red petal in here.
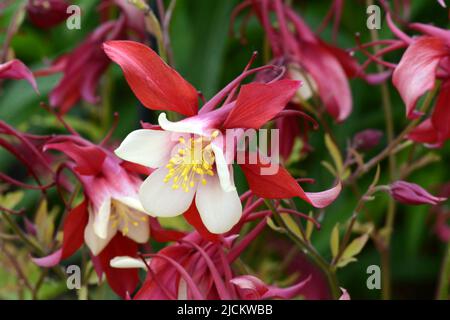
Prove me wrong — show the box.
[230,275,269,300]
[184,201,221,243]
[103,40,198,116]
[431,80,450,141]
[32,200,88,267]
[120,161,153,176]
[0,59,38,92]
[407,119,441,146]
[60,200,89,259]
[319,40,360,78]
[409,23,450,42]
[240,153,340,208]
[300,41,352,122]
[222,79,300,129]
[97,233,140,299]
[392,36,448,119]
[45,141,106,176]
[239,153,310,202]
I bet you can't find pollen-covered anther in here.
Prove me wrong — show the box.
[163,134,217,192]
[110,199,148,236]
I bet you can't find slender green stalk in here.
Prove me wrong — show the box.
[1,211,66,280]
[436,242,450,300]
[264,200,340,299]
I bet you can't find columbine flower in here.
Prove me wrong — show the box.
[35,0,145,113]
[233,0,368,122]
[32,135,170,297]
[26,0,70,29]
[390,22,450,146]
[388,181,447,206]
[112,217,310,300]
[0,59,38,92]
[103,40,341,235]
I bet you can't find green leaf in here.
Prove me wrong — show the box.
[324,134,344,178]
[336,257,357,268]
[0,190,24,209]
[266,217,285,233]
[341,234,369,261]
[305,211,314,241]
[330,223,340,258]
[280,213,303,240]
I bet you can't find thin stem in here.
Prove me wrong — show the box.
[347,84,439,183]
[436,241,450,300]
[1,211,66,280]
[1,211,42,254]
[264,200,340,299]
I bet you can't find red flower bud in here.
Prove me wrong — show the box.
[27,0,70,29]
[352,129,383,151]
[389,181,447,205]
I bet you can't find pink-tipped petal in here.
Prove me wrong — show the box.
[0,59,38,93]
[392,37,447,119]
[304,182,342,209]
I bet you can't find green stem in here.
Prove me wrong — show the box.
[1,211,42,254]
[1,211,66,280]
[348,83,439,183]
[264,200,340,299]
[436,242,450,300]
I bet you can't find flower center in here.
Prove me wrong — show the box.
[110,199,148,236]
[164,131,219,192]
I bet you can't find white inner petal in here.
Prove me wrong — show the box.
[211,143,236,192]
[139,166,197,217]
[195,174,242,234]
[114,129,174,168]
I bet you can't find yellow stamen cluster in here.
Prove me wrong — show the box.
[110,199,148,236]
[164,132,219,192]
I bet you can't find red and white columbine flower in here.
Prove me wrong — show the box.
[31,135,182,297]
[103,40,341,236]
[112,217,311,300]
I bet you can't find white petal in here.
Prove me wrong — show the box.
[115,195,154,216]
[211,143,236,192]
[114,129,174,168]
[158,113,205,136]
[195,174,242,234]
[110,256,148,269]
[139,167,196,217]
[84,212,115,256]
[93,198,112,239]
[125,219,149,243]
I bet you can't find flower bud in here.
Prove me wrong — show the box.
[352,129,383,151]
[27,0,70,29]
[389,181,447,205]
